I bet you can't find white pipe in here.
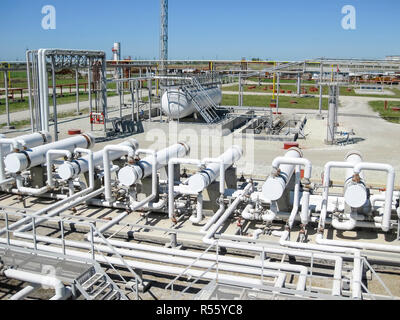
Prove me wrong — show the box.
[6,151,96,234]
[4,134,95,173]
[265,151,312,225]
[46,150,73,188]
[353,162,395,232]
[9,284,40,300]
[318,161,356,231]
[4,269,71,300]
[0,132,52,180]
[57,140,139,181]
[190,193,204,224]
[0,238,283,293]
[200,203,225,233]
[118,143,190,187]
[288,166,301,228]
[16,232,288,288]
[262,148,303,201]
[15,175,50,196]
[74,148,94,189]
[128,149,158,211]
[103,145,136,202]
[15,187,105,234]
[168,158,203,220]
[344,151,367,209]
[331,211,358,231]
[187,146,243,193]
[316,231,400,253]
[95,149,158,235]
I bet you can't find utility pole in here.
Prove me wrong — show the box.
[160,0,168,92]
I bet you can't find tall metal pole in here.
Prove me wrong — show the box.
[75,68,81,115]
[276,71,280,113]
[160,0,168,92]
[318,61,323,117]
[3,70,11,128]
[88,58,93,132]
[101,57,108,134]
[26,51,35,133]
[51,58,58,141]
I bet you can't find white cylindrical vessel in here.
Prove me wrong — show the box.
[161,86,222,120]
[5,134,95,173]
[57,140,138,181]
[262,148,303,201]
[187,146,243,194]
[1,131,52,155]
[118,142,190,187]
[344,151,367,208]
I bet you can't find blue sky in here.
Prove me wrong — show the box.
[0,0,399,61]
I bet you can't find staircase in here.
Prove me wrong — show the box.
[181,77,220,124]
[74,265,128,300]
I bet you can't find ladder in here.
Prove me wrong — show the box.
[182,78,220,124]
[74,264,128,300]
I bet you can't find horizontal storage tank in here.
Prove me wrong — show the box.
[5,134,95,173]
[161,86,222,120]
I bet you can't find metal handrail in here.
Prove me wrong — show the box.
[89,223,142,299]
[361,256,395,300]
[165,240,218,296]
[0,209,141,299]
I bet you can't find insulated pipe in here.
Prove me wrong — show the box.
[47,150,73,188]
[118,142,190,187]
[262,148,303,201]
[331,212,358,231]
[187,146,243,194]
[74,148,94,189]
[279,231,344,297]
[15,175,50,196]
[103,145,137,203]
[15,187,105,234]
[318,162,356,231]
[0,132,52,181]
[190,193,203,224]
[168,158,203,220]
[265,151,312,225]
[95,149,158,235]
[203,183,253,243]
[4,269,71,300]
[0,238,284,294]
[58,140,139,181]
[9,284,40,300]
[4,153,97,235]
[4,134,95,173]
[344,151,367,208]
[316,232,400,253]
[16,232,287,289]
[288,166,301,228]
[200,203,225,233]
[353,163,395,232]
[241,201,279,223]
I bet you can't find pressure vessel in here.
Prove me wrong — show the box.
[161,86,222,119]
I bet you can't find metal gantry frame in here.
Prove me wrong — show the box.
[26,49,108,140]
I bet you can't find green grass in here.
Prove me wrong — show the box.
[222,84,400,99]
[0,91,117,115]
[0,107,91,130]
[368,101,400,124]
[247,77,316,84]
[222,94,328,110]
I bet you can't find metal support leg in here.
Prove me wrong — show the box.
[75,68,81,115]
[51,58,58,141]
[3,71,12,129]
